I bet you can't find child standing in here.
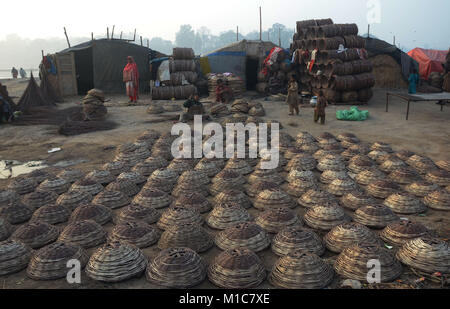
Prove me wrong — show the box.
[286,74,299,116]
[314,90,327,124]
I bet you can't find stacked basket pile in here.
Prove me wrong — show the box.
[207,73,245,98]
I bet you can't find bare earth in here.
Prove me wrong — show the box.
[0,78,449,289]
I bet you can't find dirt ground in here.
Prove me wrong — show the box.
[0,78,449,289]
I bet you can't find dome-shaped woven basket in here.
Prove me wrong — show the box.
[7,177,37,195]
[394,150,415,161]
[115,204,161,225]
[208,248,266,289]
[383,192,427,214]
[0,200,33,224]
[246,180,278,198]
[108,221,160,248]
[28,170,54,184]
[354,205,399,229]
[70,179,103,196]
[224,159,253,176]
[298,189,338,208]
[340,190,376,211]
[56,189,93,211]
[341,147,360,160]
[194,159,221,177]
[334,243,402,282]
[22,190,58,210]
[255,208,301,234]
[213,190,252,209]
[210,170,246,196]
[317,154,346,172]
[287,169,315,183]
[269,251,334,289]
[320,170,349,185]
[157,206,203,230]
[37,177,70,195]
[321,143,344,154]
[0,190,19,208]
[132,188,172,209]
[86,241,148,283]
[348,158,375,174]
[131,161,159,177]
[286,177,318,197]
[367,150,389,162]
[0,218,13,241]
[396,237,450,274]
[340,138,361,149]
[92,190,130,210]
[423,190,450,211]
[101,161,128,176]
[366,180,400,199]
[324,222,381,253]
[435,160,450,172]
[0,240,32,275]
[150,168,179,186]
[105,179,139,197]
[177,170,210,187]
[143,156,169,170]
[285,154,317,172]
[355,169,386,186]
[248,168,284,185]
[11,221,59,249]
[336,132,358,142]
[27,241,88,280]
[158,223,213,253]
[84,170,115,186]
[425,170,450,187]
[313,149,339,161]
[299,142,320,154]
[317,132,337,144]
[69,204,112,226]
[327,178,358,196]
[254,189,296,210]
[272,226,325,257]
[58,220,106,248]
[172,192,212,213]
[146,247,207,288]
[370,141,393,153]
[206,202,252,230]
[304,204,351,231]
[284,147,304,160]
[117,172,147,186]
[146,104,165,114]
[230,99,250,113]
[137,129,161,142]
[379,158,407,173]
[406,155,438,173]
[387,168,420,185]
[215,222,270,252]
[31,204,70,225]
[296,132,316,144]
[405,181,438,197]
[380,220,428,247]
[167,159,192,175]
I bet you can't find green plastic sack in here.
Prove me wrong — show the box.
[336,106,369,121]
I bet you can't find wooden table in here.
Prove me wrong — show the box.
[386,92,450,120]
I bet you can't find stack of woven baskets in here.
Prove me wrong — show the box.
[207,73,245,98]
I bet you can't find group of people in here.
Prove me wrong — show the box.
[10,67,27,79]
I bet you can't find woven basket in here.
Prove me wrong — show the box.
[0,240,32,275]
[146,247,207,288]
[101,161,127,176]
[7,177,37,195]
[157,206,203,230]
[317,154,346,172]
[37,177,70,195]
[405,181,439,197]
[194,159,221,177]
[22,190,58,210]
[158,223,212,253]
[379,159,407,173]
[255,208,301,234]
[287,169,316,183]
[31,204,70,225]
[117,172,147,186]
[133,187,172,209]
[131,159,164,177]
[272,226,325,257]
[27,241,88,280]
[115,204,161,225]
[324,222,381,253]
[354,205,399,229]
[213,190,252,209]
[58,220,106,248]
[286,177,318,197]
[69,204,112,226]
[0,201,33,224]
[327,178,358,196]
[269,251,334,289]
[423,190,450,211]
[298,189,338,209]
[245,180,278,198]
[380,220,428,247]
[334,243,402,282]
[11,221,59,249]
[105,179,140,197]
[92,190,130,210]
[56,190,93,211]
[215,222,270,252]
[348,158,375,174]
[206,202,252,230]
[337,132,358,142]
[86,241,147,283]
[248,168,284,185]
[285,154,317,171]
[304,204,351,231]
[370,142,393,153]
[208,249,266,289]
[172,192,212,213]
[367,150,389,162]
[0,190,19,208]
[394,150,415,162]
[396,237,450,274]
[340,190,376,211]
[254,189,296,210]
[435,160,450,172]
[0,218,13,241]
[387,168,421,185]
[167,159,192,175]
[210,170,246,195]
[27,170,54,184]
[366,180,400,199]
[406,155,438,173]
[355,168,386,186]
[383,192,426,214]
[320,170,349,185]
[224,159,253,176]
[56,169,84,184]
[108,221,160,248]
[70,179,104,196]
[84,170,115,186]
[425,170,450,187]
[177,170,210,187]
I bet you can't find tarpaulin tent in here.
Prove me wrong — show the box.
[55,39,165,95]
[407,48,446,80]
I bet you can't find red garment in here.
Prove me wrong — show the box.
[123,57,139,101]
[216,85,225,102]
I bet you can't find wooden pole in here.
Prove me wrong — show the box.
[236,26,239,41]
[147,39,149,48]
[133,29,136,42]
[367,24,370,38]
[259,7,262,41]
[107,27,109,39]
[41,50,44,60]
[278,27,281,46]
[111,25,115,39]
[63,27,71,48]
[393,36,396,45]
[140,36,143,46]
[120,31,123,40]
[91,32,94,40]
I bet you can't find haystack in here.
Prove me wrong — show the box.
[370,55,408,89]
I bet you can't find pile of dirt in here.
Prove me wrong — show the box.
[370,54,408,89]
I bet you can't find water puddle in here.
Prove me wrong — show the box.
[0,160,48,179]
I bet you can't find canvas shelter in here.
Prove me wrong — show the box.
[201,40,278,90]
[407,48,447,80]
[54,39,165,95]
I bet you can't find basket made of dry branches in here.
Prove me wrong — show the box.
[11,221,59,249]
[387,168,420,185]
[327,178,358,196]
[367,150,389,163]
[194,159,221,177]
[396,237,450,274]
[108,221,160,248]
[7,177,37,195]
[105,179,139,197]
[366,180,400,199]
[317,154,346,172]
[167,159,192,175]
[255,208,301,234]
[86,241,148,283]
[435,160,450,172]
[157,206,203,231]
[0,240,32,275]
[336,132,359,143]
[0,200,33,224]
[380,220,428,247]
[425,170,450,187]
[69,204,112,226]
[324,222,381,253]
[101,161,128,176]
[254,189,296,210]
[285,154,317,172]
[339,190,376,211]
[355,169,386,186]
[206,202,252,230]
[224,159,253,176]
[245,180,278,198]
[0,190,19,208]
[27,241,88,280]
[28,170,54,184]
[150,168,179,186]
[70,179,104,196]
[354,204,399,229]
[334,243,402,282]
[348,159,375,174]
[92,190,130,210]
[213,190,252,210]
[56,189,93,211]
[304,204,351,231]
[393,150,414,162]
[286,177,318,197]
[287,169,316,183]
[320,170,349,184]
[117,172,147,186]
[296,132,317,144]
[248,168,284,185]
[210,170,246,195]
[31,204,70,225]
[215,222,270,252]
[423,190,450,211]
[146,247,207,288]
[208,248,266,289]
[405,181,439,197]
[406,155,438,173]
[379,158,407,173]
[383,192,426,214]
[269,251,334,289]
[115,204,161,225]
[132,188,172,209]
[37,177,70,195]
[298,189,338,208]
[85,170,115,186]
[272,226,325,257]
[172,192,212,213]
[58,220,106,249]
[22,190,58,210]
[158,223,213,253]
[0,218,13,241]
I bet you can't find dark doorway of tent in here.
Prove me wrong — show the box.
[74,48,94,95]
[246,57,258,90]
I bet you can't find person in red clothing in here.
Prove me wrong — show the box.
[215,79,233,104]
[123,56,139,103]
